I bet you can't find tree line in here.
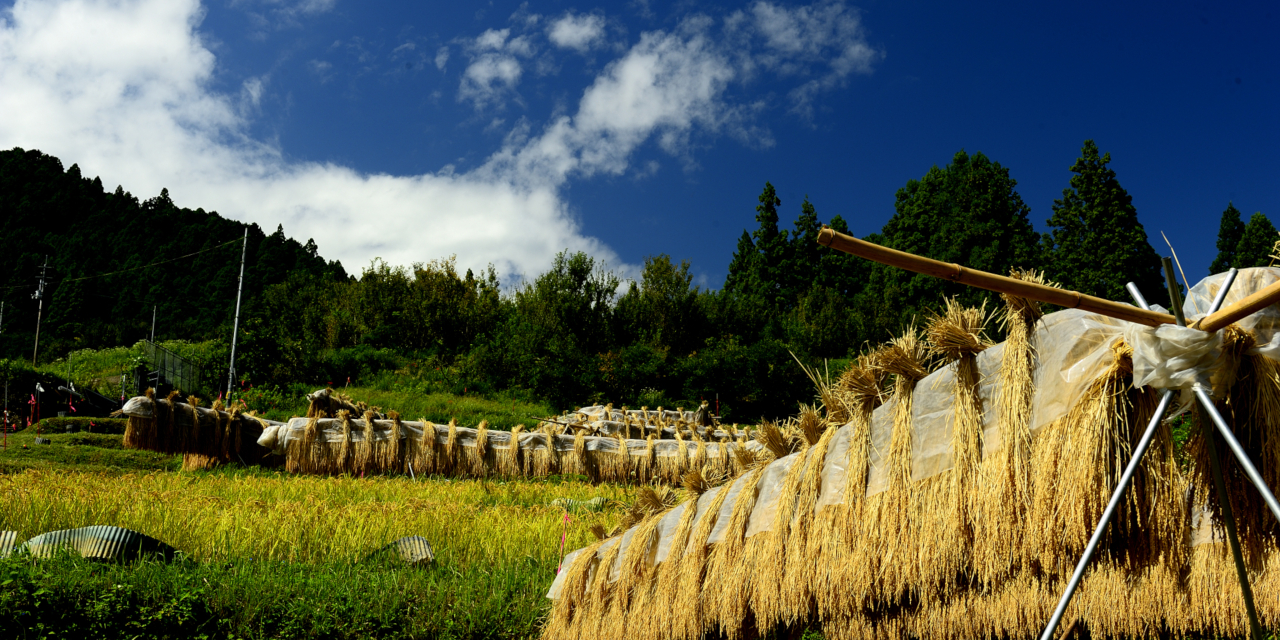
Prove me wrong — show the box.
[0,143,1273,420]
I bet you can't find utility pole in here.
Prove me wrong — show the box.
[2,302,7,444]
[31,257,48,367]
[150,305,156,343]
[226,229,247,402]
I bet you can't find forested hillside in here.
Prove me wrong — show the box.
[2,143,1271,420]
[0,147,345,361]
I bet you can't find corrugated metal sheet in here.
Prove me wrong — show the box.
[0,531,16,557]
[370,536,434,565]
[21,525,178,562]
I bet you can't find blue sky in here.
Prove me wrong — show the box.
[1,0,1275,290]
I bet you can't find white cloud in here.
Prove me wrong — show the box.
[458,27,538,111]
[434,46,448,70]
[241,76,265,108]
[458,53,523,110]
[548,12,605,53]
[234,0,336,37]
[0,0,879,282]
[473,27,509,51]
[0,0,617,279]
[734,1,880,117]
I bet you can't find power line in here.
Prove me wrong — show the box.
[0,237,242,292]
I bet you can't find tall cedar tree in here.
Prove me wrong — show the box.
[1208,203,1246,274]
[1232,212,1278,268]
[725,183,790,309]
[783,197,824,299]
[1042,140,1164,304]
[857,150,1040,341]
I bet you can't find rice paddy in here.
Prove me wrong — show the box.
[0,470,624,564]
[0,433,632,639]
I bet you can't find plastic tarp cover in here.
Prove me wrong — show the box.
[863,398,897,496]
[745,452,802,538]
[262,418,750,460]
[706,472,755,545]
[814,423,852,508]
[652,501,689,564]
[546,548,587,599]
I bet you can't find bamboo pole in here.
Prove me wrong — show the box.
[816,227,1176,327]
[1195,278,1280,332]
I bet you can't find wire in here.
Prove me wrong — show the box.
[0,237,242,291]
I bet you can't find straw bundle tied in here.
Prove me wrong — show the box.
[909,299,993,598]
[808,355,882,620]
[870,327,931,603]
[544,267,1280,640]
[122,389,276,468]
[976,269,1044,583]
[248,411,762,483]
[1191,326,1280,556]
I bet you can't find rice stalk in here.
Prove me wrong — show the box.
[921,299,991,596]
[332,410,352,473]
[975,270,1042,584]
[672,477,736,640]
[702,467,767,640]
[811,357,881,620]
[779,423,838,624]
[872,327,929,602]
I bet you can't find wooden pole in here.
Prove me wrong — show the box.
[816,227,1176,327]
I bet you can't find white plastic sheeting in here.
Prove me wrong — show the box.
[258,418,758,462]
[548,268,1280,599]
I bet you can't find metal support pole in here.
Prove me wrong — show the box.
[1194,387,1280,525]
[1125,282,1150,311]
[1165,260,1264,638]
[226,229,248,402]
[151,305,156,343]
[1038,390,1176,640]
[1194,389,1264,640]
[1207,269,1239,319]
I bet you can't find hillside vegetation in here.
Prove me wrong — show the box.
[3,143,1272,422]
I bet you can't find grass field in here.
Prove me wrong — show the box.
[0,419,633,639]
[0,423,181,475]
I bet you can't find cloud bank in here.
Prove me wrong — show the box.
[0,0,879,281]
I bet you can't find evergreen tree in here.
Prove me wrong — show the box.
[751,182,788,308]
[1232,212,1277,268]
[857,150,1040,340]
[1042,140,1164,304]
[1208,203,1245,274]
[782,196,824,303]
[723,230,759,297]
[811,215,870,300]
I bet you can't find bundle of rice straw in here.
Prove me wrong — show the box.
[543,267,1280,640]
[121,389,281,469]
[252,413,761,483]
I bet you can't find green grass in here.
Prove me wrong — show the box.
[0,467,626,640]
[0,423,180,475]
[0,551,557,640]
